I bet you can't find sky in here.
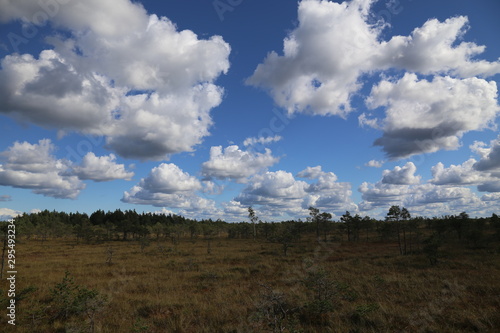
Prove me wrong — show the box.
[1,0,500,222]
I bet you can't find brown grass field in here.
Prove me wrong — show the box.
[2,234,500,332]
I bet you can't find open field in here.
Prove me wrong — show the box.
[2,234,500,332]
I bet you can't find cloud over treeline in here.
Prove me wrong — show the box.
[0,139,133,199]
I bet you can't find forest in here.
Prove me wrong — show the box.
[1,207,499,332]
[6,207,500,247]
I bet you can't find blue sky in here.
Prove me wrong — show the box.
[1,0,500,221]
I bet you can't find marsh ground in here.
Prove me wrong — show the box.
[3,235,500,332]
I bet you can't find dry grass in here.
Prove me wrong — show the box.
[3,235,500,332]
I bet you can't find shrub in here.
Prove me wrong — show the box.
[301,268,336,324]
[47,271,107,332]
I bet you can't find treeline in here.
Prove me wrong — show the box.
[8,209,306,243]
[4,208,500,251]
[336,208,500,255]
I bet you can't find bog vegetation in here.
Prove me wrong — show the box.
[1,206,500,332]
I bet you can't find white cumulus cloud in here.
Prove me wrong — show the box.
[375,16,500,77]
[367,73,499,159]
[473,135,500,175]
[0,208,22,221]
[122,163,217,214]
[249,0,500,159]
[365,160,384,168]
[381,162,421,185]
[358,161,489,216]
[201,145,280,183]
[430,159,485,186]
[247,0,381,117]
[0,139,85,199]
[0,0,231,160]
[428,137,500,193]
[235,167,356,218]
[222,200,251,222]
[72,152,134,182]
[249,0,500,117]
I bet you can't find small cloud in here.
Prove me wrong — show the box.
[202,180,224,195]
[296,166,324,179]
[243,135,282,147]
[153,208,176,216]
[0,195,12,202]
[358,114,380,129]
[365,160,384,168]
[0,208,21,220]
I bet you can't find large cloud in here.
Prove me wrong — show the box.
[0,139,85,199]
[0,139,136,199]
[248,0,500,116]
[375,16,500,77]
[359,181,485,216]
[430,159,485,186]
[247,0,381,116]
[104,83,223,160]
[235,167,357,218]
[249,0,500,159]
[0,0,230,160]
[201,145,280,183]
[367,73,499,159]
[381,162,421,185]
[221,200,252,222]
[358,161,490,216]
[358,182,410,208]
[0,51,120,133]
[72,152,134,182]
[470,136,500,192]
[358,162,421,208]
[473,136,500,175]
[428,137,500,193]
[0,0,148,36]
[236,171,308,208]
[122,163,217,214]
